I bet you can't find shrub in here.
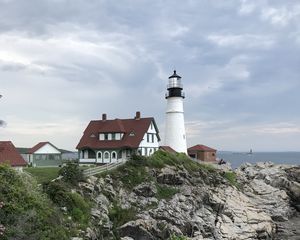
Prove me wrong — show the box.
[108,202,137,227]
[104,155,153,190]
[59,163,85,185]
[156,184,179,200]
[43,181,90,225]
[0,164,70,239]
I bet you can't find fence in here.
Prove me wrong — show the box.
[82,159,126,177]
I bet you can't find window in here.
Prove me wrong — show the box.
[104,133,109,140]
[104,151,110,160]
[137,148,142,155]
[99,134,104,140]
[148,148,154,155]
[129,132,135,137]
[100,132,123,140]
[111,151,117,160]
[112,133,116,140]
[115,133,120,140]
[147,133,154,143]
[108,133,112,140]
[97,152,102,160]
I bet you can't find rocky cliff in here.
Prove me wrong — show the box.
[76,152,299,240]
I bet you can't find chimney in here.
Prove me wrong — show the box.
[135,111,141,120]
[102,113,107,121]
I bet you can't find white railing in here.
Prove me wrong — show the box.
[82,159,127,177]
[79,158,96,163]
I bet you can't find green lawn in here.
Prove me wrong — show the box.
[24,166,91,184]
[24,167,60,183]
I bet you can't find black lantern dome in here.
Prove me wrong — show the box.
[166,70,185,99]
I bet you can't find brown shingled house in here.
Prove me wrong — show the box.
[0,141,27,170]
[188,144,217,162]
[76,112,160,164]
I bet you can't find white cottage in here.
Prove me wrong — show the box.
[76,112,160,164]
[22,142,62,167]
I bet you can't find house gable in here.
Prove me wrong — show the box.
[137,120,160,156]
[34,143,61,154]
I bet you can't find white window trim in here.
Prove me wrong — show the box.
[97,151,102,160]
[111,151,117,160]
[104,151,110,161]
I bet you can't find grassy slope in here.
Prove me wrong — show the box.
[24,166,90,184]
[24,167,60,183]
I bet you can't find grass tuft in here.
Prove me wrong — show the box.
[156,184,179,200]
[223,171,239,187]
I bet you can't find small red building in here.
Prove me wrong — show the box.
[188,144,217,162]
[0,141,27,170]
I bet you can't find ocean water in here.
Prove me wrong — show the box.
[217,152,300,169]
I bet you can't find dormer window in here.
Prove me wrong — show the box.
[99,132,124,141]
[129,131,135,137]
[90,134,96,138]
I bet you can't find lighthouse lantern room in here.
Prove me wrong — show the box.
[164,70,187,153]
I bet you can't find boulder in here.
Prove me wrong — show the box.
[119,220,156,240]
[157,167,184,185]
[133,183,157,197]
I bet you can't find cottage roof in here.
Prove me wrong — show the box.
[0,141,27,167]
[76,117,160,150]
[159,146,177,153]
[188,144,216,152]
[28,142,61,154]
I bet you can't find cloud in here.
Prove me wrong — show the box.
[238,0,258,15]
[261,5,300,27]
[207,34,275,49]
[0,0,299,151]
[254,123,300,134]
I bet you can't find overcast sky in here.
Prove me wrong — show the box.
[0,0,300,151]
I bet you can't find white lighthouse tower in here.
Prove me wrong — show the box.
[164,70,187,153]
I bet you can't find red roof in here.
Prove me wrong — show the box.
[0,141,27,167]
[159,146,177,153]
[188,144,216,152]
[28,142,60,154]
[76,117,159,150]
